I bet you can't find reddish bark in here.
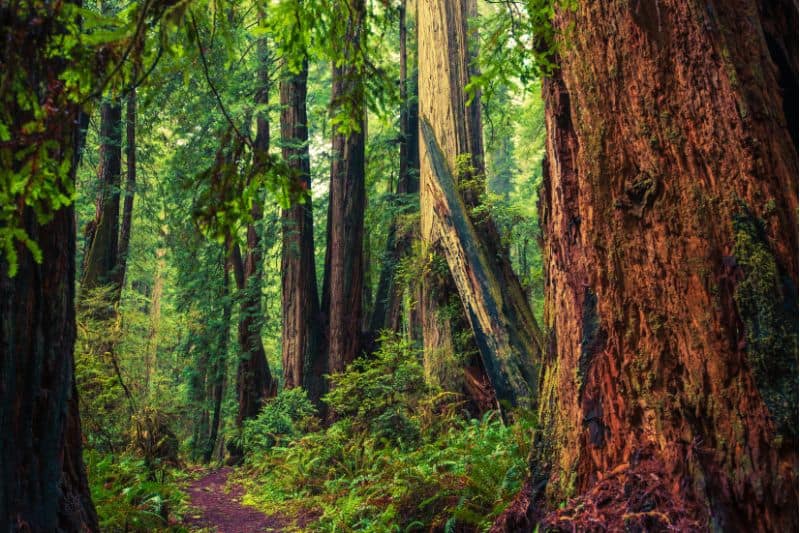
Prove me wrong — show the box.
[322,0,367,374]
[280,56,325,406]
[531,1,798,530]
[0,5,97,529]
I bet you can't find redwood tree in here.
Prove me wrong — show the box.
[231,29,278,431]
[280,54,326,405]
[322,0,367,374]
[82,99,123,291]
[370,0,420,335]
[0,4,98,530]
[531,1,798,530]
[417,0,541,413]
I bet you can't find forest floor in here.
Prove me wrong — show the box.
[184,467,301,532]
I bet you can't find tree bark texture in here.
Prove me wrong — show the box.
[280,57,326,406]
[536,1,798,530]
[417,0,541,412]
[323,0,367,374]
[0,4,98,530]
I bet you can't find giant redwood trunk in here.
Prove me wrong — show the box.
[535,1,798,530]
[417,0,541,412]
[0,4,98,530]
[323,0,367,374]
[280,56,325,406]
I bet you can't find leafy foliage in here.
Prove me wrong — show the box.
[240,388,318,453]
[85,450,188,532]
[238,336,535,531]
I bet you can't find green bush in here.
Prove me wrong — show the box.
[238,335,536,531]
[325,334,427,446]
[241,387,318,454]
[85,450,188,532]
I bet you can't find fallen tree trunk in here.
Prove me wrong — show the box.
[420,118,540,413]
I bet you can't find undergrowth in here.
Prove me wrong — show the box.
[236,335,535,531]
[85,450,189,532]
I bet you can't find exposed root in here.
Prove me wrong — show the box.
[539,459,706,532]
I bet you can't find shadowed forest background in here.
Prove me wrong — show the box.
[1,0,797,532]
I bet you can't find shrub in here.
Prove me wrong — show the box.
[85,450,188,532]
[238,335,536,531]
[241,387,318,454]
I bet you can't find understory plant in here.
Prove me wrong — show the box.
[237,334,535,531]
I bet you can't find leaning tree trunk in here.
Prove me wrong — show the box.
[532,1,798,531]
[417,0,541,413]
[0,4,98,530]
[280,55,326,406]
[322,0,367,374]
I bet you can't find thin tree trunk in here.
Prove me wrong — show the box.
[117,85,136,291]
[280,52,326,405]
[370,0,420,335]
[231,29,277,433]
[82,100,122,291]
[145,244,165,396]
[205,259,230,463]
[323,0,367,374]
[523,1,798,530]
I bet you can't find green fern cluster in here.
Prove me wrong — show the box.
[237,336,535,531]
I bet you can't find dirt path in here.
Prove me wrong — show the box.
[185,467,293,532]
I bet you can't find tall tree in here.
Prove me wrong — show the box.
[370,0,420,335]
[117,85,137,291]
[529,1,798,530]
[82,99,123,291]
[417,0,541,412]
[0,4,98,530]
[322,0,368,374]
[230,19,278,432]
[280,53,326,405]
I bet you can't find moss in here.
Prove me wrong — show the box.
[732,206,798,437]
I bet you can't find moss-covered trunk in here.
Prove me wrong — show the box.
[535,1,798,529]
[0,4,98,530]
[417,0,541,413]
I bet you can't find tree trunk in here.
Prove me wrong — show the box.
[322,0,367,374]
[145,244,166,396]
[117,86,136,291]
[533,1,798,530]
[82,100,123,291]
[205,259,230,463]
[417,0,541,412]
[280,56,327,405]
[0,4,98,529]
[231,33,277,432]
[370,0,420,335]
[420,120,540,411]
